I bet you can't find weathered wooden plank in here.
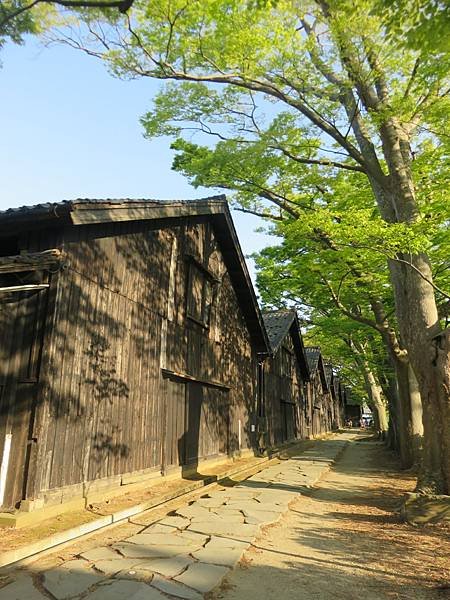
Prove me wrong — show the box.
[0,249,62,274]
[0,284,49,294]
[161,368,231,391]
[52,267,81,490]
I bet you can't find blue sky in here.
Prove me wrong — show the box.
[0,36,276,283]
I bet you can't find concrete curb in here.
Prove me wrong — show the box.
[0,452,281,570]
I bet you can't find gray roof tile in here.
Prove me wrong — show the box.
[304,346,321,372]
[262,310,296,353]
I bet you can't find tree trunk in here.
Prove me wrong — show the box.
[371,405,380,433]
[365,115,450,493]
[360,361,388,436]
[408,363,424,465]
[433,330,450,493]
[378,369,399,451]
[374,401,388,439]
[370,301,416,468]
[387,255,449,494]
[393,358,414,468]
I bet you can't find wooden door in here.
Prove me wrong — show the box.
[184,384,229,466]
[281,401,295,442]
[185,382,202,466]
[201,387,229,459]
[0,286,48,509]
[164,380,186,468]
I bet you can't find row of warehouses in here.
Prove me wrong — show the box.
[0,196,352,516]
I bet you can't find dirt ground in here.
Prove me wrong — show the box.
[214,436,450,600]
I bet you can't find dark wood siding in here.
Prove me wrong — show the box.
[0,217,258,507]
[264,331,305,447]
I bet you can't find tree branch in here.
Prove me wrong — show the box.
[340,242,450,301]
[300,12,386,185]
[0,0,134,29]
[392,255,450,301]
[320,275,380,331]
[233,207,285,222]
[270,143,366,173]
[369,298,408,361]
[403,58,421,100]
[104,23,370,170]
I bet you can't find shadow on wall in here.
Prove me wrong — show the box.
[0,224,261,509]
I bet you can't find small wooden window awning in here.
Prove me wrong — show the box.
[0,249,62,274]
[161,368,231,391]
[0,249,62,294]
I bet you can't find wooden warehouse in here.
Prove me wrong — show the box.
[0,197,270,513]
[331,374,344,430]
[323,364,335,433]
[260,310,310,447]
[344,388,361,425]
[304,347,330,437]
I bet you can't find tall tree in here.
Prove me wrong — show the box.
[254,227,418,464]
[58,0,450,493]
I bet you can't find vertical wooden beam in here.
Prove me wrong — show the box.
[167,236,177,322]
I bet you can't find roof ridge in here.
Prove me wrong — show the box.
[0,195,227,217]
[262,308,296,315]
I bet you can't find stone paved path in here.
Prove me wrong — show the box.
[213,435,450,600]
[0,434,353,599]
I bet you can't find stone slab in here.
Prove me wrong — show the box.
[113,568,154,582]
[80,546,120,562]
[191,512,244,524]
[196,498,227,509]
[151,574,203,600]
[234,480,270,489]
[243,510,281,525]
[249,502,287,513]
[91,558,141,575]
[176,505,211,520]
[43,559,105,599]
[157,515,191,530]
[191,544,246,567]
[189,513,223,525]
[188,521,259,541]
[223,499,260,510]
[174,529,209,544]
[85,580,165,600]
[142,523,176,534]
[125,533,196,546]
[0,575,47,600]
[205,536,249,551]
[221,489,259,498]
[136,555,194,577]
[113,543,184,559]
[175,562,229,593]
